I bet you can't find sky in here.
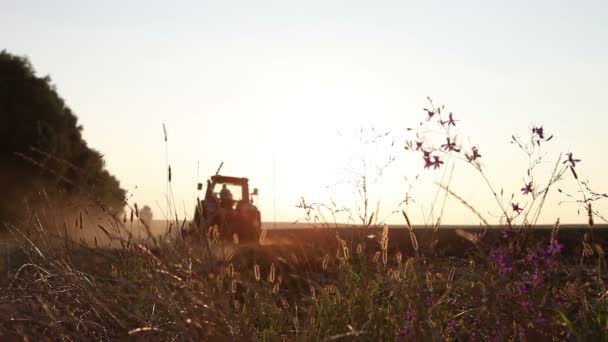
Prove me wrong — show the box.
[2,0,608,225]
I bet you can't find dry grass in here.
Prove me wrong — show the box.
[2,99,608,340]
[1,209,608,341]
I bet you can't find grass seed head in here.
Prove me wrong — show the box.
[409,231,419,252]
[456,229,480,244]
[342,245,350,260]
[447,267,456,289]
[254,264,261,281]
[225,250,234,262]
[290,253,299,264]
[373,251,381,263]
[259,229,267,244]
[268,262,276,283]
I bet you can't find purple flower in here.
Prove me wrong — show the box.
[511,203,523,214]
[424,109,435,121]
[422,152,443,170]
[440,137,460,152]
[446,319,456,335]
[490,247,513,275]
[521,182,533,195]
[518,326,525,340]
[415,141,424,151]
[531,268,543,287]
[535,312,546,325]
[527,248,550,265]
[399,325,412,338]
[466,147,482,161]
[399,310,416,338]
[564,153,581,168]
[532,126,545,139]
[431,156,444,169]
[441,112,458,127]
[501,226,514,240]
[545,238,563,255]
[447,112,458,126]
[423,153,433,169]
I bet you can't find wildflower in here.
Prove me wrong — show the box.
[399,310,416,338]
[511,203,523,214]
[431,156,444,169]
[545,237,563,255]
[444,112,458,126]
[415,141,424,151]
[466,146,482,161]
[423,153,433,169]
[424,109,435,121]
[532,126,545,139]
[426,295,433,307]
[530,268,543,287]
[535,312,546,325]
[517,326,525,340]
[421,151,443,170]
[527,247,550,265]
[490,247,512,274]
[445,319,456,335]
[564,153,581,168]
[440,137,460,152]
[501,225,513,240]
[521,182,533,195]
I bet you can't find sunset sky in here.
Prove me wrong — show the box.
[2,1,607,225]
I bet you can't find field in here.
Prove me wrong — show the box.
[1,217,608,341]
[2,99,608,341]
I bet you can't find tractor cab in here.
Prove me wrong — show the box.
[194,175,261,242]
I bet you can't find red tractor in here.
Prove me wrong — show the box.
[193,175,262,243]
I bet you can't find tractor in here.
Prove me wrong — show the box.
[193,175,262,243]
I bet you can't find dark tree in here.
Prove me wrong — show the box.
[0,50,126,223]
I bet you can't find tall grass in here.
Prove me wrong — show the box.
[1,99,608,341]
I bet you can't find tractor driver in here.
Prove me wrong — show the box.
[219,184,234,209]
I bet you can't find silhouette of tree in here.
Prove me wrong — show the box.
[0,50,125,223]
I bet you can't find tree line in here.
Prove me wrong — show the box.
[0,50,125,224]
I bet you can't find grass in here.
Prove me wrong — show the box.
[1,98,608,341]
[1,218,607,341]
